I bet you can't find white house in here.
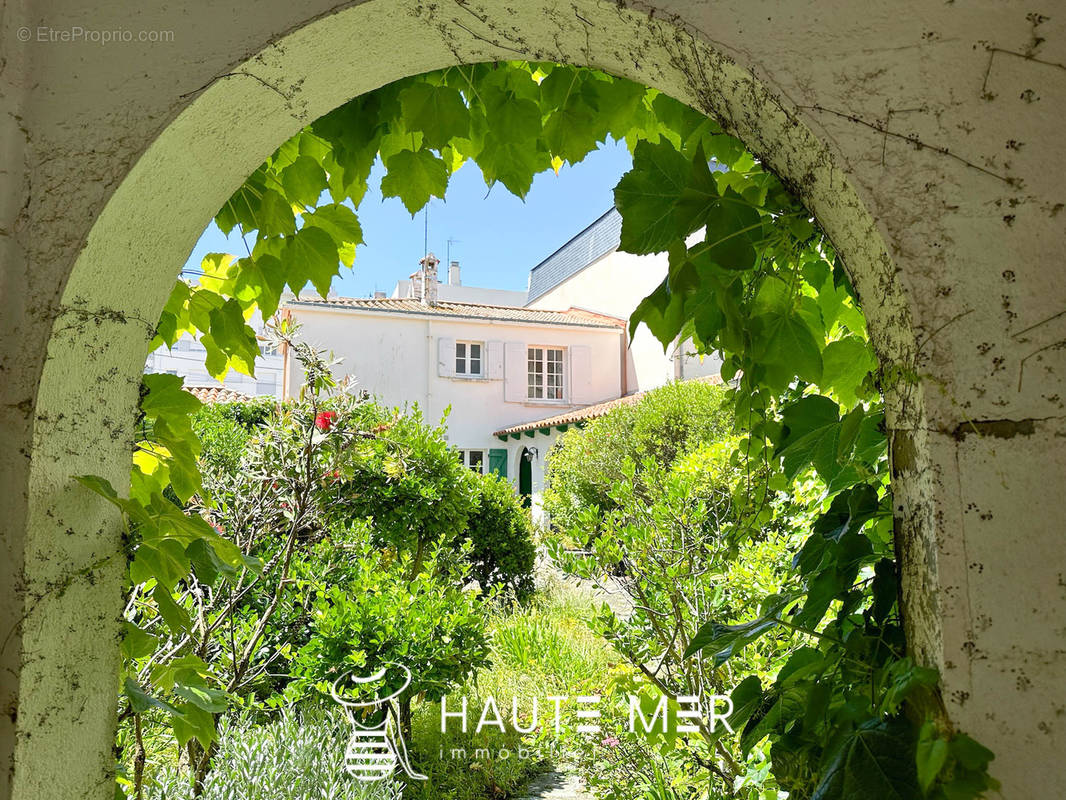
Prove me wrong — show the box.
[281,209,723,516]
[282,254,627,513]
[146,309,285,397]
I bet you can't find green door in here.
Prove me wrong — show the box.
[518,448,533,508]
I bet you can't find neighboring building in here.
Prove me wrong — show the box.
[153,210,725,515]
[145,308,285,397]
[185,386,257,405]
[525,208,721,392]
[391,259,527,306]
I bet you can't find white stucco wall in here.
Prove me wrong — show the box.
[282,303,624,459]
[526,248,722,390]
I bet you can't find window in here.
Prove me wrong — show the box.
[455,341,483,376]
[527,347,564,400]
[257,375,277,396]
[458,449,486,473]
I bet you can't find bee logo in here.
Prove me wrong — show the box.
[330,664,427,783]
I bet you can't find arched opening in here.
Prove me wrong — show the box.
[13,3,950,799]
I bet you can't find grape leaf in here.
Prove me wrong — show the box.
[399,82,470,149]
[381,148,449,215]
[614,140,692,254]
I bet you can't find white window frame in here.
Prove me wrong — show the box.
[527,346,565,401]
[455,341,484,377]
[458,449,486,473]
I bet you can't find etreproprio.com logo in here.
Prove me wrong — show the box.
[330,664,735,786]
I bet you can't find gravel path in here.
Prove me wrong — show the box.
[515,765,590,800]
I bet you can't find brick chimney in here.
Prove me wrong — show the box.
[419,253,439,305]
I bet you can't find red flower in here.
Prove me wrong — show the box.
[314,411,337,431]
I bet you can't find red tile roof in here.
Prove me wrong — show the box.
[284,296,625,329]
[493,375,723,438]
[185,386,256,404]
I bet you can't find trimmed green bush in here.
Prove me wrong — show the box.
[465,473,537,601]
[543,379,731,531]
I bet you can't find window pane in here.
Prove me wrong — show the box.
[545,349,562,399]
[468,451,484,472]
[470,343,481,359]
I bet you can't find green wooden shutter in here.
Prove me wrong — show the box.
[488,448,508,478]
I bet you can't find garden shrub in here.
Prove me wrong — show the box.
[143,708,398,800]
[543,379,731,532]
[329,405,480,577]
[465,473,537,601]
[287,539,492,708]
[192,398,276,477]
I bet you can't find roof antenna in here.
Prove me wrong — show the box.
[423,205,429,260]
[447,237,461,266]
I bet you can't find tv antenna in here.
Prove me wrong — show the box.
[447,237,462,265]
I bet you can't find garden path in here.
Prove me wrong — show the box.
[517,764,590,800]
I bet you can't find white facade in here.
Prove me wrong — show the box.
[145,309,284,397]
[282,297,625,515]
[277,212,725,516]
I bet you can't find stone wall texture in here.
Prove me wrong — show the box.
[1,1,1063,797]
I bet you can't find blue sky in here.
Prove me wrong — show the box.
[183,138,633,298]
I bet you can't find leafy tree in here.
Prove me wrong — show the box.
[551,421,795,796]
[287,538,492,737]
[327,406,479,580]
[543,379,731,532]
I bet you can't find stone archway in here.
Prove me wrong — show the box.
[3,2,1064,798]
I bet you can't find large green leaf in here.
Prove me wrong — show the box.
[380,148,449,215]
[281,224,340,296]
[812,717,919,800]
[614,140,692,254]
[280,155,328,207]
[680,154,761,270]
[684,613,781,663]
[776,395,844,481]
[399,82,470,150]
[821,336,876,406]
[475,135,550,198]
[752,309,824,390]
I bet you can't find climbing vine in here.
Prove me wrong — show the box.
[82,61,997,798]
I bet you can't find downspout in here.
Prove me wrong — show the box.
[619,329,628,396]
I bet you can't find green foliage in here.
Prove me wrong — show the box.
[609,102,997,799]
[328,406,479,570]
[543,379,731,532]
[192,398,276,477]
[550,427,796,798]
[287,539,491,704]
[465,473,537,601]
[139,708,399,800]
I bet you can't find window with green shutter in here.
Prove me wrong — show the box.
[488,448,508,478]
